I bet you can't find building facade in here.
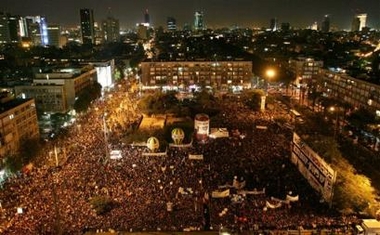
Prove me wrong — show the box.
[194,11,205,31]
[321,15,330,33]
[47,24,61,47]
[167,17,177,31]
[0,97,39,159]
[140,61,253,91]
[80,9,95,44]
[144,9,150,26]
[352,13,367,32]
[289,57,323,87]
[15,66,97,113]
[0,12,19,44]
[102,16,120,43]
[317,69,380,114]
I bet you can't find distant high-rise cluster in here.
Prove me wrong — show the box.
[0,12,49,46]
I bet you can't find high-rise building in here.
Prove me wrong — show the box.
[102,16,120,43]
[351,13,367,31]
[311,22,318,30]
[270,18,278,31]
[321,15,330,33]
[144,9,150,26]
[281,22,290,31]
[0,12,20,44]
[80,8,95,44]
[194,11,204,31]
[167,17,177,31]
[19,16,49,46]
[137,23,148,40]
[47,24,61,47]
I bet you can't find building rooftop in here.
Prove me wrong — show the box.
[0,97,33,114]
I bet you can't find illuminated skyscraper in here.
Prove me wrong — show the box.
[144,9,150,26]
[270,18,278,31]
[194,11,204,31]
[80,8,95,44]
[321,15,330,33]
[47,24,61,47]
[167,17,176,31]
[351,13,367,31]
[18,15,48,46]
[0,12,20,44]
[102,16,120,43]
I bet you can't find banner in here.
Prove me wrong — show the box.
[188,154,204,160]
[212,189,230,198]
[237,188,265,195]
[292,132,337,203]
[266,201,282,209]
[286,194,299,202]
[142,151,167,157]
[233,179,246,190]
[218,184,232,189]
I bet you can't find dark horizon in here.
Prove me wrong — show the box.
[1,0,380,30]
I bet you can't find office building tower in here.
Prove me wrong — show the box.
[144,9,150,26]
[270,18,278,31]
[167,17,177,31]
[137,24,148,40]
[194,11,204,31]
[321,15,330,33]
[7,14,19,43]
[80,8,95,44]
[281,22,290,32]
[19,16,49,46]
[102,16,120,43]
[0,12,20,44]
[311,22,318,30]
[351,13,367,31]
[47,24,61,47]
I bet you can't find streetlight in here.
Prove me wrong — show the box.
[265,68,276,94]
[329,106,340,138]
[261,68,276,112]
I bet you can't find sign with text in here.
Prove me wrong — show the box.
[291,133,336,203]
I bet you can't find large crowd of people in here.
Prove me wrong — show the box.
[0,84,361,234]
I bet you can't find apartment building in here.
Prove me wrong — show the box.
[140,60,253,91]
[0,96,39,159]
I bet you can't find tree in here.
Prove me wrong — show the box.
[305,131,378,216]
[89,196,115,215]
[18,137,42,164]
[241,89,265,111]
[74,82,102,113]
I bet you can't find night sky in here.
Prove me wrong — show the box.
[1,0,380,30]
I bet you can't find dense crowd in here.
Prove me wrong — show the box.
[0,85,361,234]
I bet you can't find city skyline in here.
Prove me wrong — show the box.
[1,0,380,30]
